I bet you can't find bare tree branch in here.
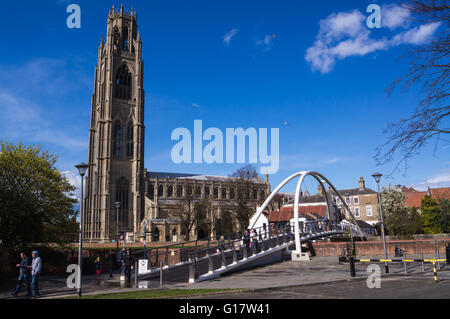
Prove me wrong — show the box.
[375,0,449,174]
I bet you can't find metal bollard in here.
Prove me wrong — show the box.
[403,253,407,274]
[446,242,450,265]
[433,261,438,282]
[421,252,425,272]
[349,256,356,277]
[135,260,138,288]
[165,247,169,266]
[437,249,441,269]
[160,261,163,287]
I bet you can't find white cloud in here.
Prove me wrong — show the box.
[62,170,82,202]
[223,28,239,46]
[0,58,89,149]
[0,91,87,149]
[426,173,450,185]
[382,4,411,30]
[411,171,450,190]
[323,157,345,164]
[305,5,441,74]
[391,22,442,45]
[192,102,200,108]
[256,34,275,51]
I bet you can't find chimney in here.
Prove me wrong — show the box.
[359,177,365,191]
[318,185,323,196]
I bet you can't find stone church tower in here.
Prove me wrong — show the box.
[84,5,145,242]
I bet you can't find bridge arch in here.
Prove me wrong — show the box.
[249,170,365,256]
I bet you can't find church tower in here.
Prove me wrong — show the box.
[84,5,145,242]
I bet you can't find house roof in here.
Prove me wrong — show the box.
[285,194,327,205]
[337,188,377,196]
[356,220,374,228]
[267,205,327,222]
[147,171,266,184]
[404,187,450,207]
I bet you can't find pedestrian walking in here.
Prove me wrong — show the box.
[124,249,134,282]
[251,229,258,251]
[29,251,41,298]
[11,252,32,297]
[107,250,115,278]
[68,252,76,265]
[95,256,102,276]
[243,229,250,249]
[216,235,225,252]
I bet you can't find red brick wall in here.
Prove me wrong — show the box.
[311,239,450,256]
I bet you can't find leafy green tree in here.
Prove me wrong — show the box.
[438,199,450,233]
[421,195,443,234]
[0,142,78,249]
[381,185,422,235]
[381,185,407,234]
[385,207,423,236]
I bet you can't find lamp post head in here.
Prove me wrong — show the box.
[114,201,121,209]
[75,162,89,177]
[371,172,382,184]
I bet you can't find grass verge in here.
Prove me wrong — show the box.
[64,288,241,299]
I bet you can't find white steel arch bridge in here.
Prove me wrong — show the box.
[136,171,367,284]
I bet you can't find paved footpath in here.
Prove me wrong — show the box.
[1,255,447,299]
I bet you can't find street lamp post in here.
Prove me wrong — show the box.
[114,201,120,254]
[372,172,389,274]
[344,193,356,256]
[75,162,89,297]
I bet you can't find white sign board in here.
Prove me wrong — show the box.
[138,281,148,289]
[138,259,148,274]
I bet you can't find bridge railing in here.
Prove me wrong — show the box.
[186,220,351,282]
[133,219,352,274]
[132,224,278,270]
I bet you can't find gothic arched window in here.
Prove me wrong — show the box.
[204,186,210,198]
[177,185,183,198]
[158,184,164,197]
[167,185,173,197]
[127,122,133,158]
[260,190,266,200]
[116,177,129,227]
[113,121,121,158]
[148,184,154,200]
[123,27,129,51]
[153,227,160,242]
[114,64,132,100]
[213,187,218,199]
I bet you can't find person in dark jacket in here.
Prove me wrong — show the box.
[123,249,134,282]
[11,252,32,297]
[107,250,115,278]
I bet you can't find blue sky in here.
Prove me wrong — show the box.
[0,0,449,200]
